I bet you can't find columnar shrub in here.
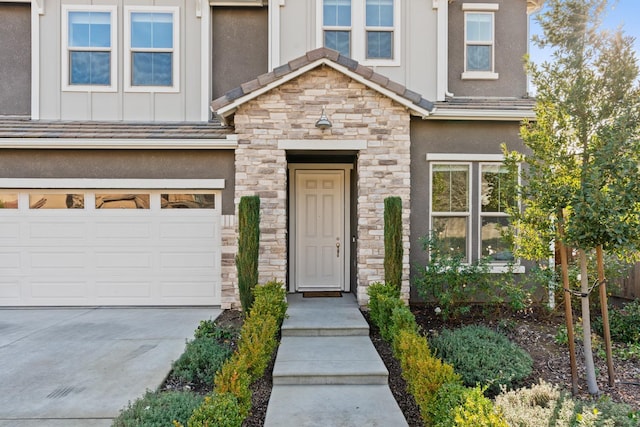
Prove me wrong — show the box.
[384,196,403,290]
[237,195,260,312]
[430,325,532,396]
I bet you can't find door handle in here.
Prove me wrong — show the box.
[336,241,340,258]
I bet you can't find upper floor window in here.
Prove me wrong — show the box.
[62,5,117,91]
[319,0,400,65]
[462,3,499,80]
[125,7,179,92]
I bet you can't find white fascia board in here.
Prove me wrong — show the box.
[426,153,505,162]
[427,109,534,121]
[0,178,225,189]
[214,58,432,119]
[0,138,238,149]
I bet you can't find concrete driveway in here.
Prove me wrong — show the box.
[0,307,220,427]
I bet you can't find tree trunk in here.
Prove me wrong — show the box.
[579,249,599,395]
[596,245,615,386]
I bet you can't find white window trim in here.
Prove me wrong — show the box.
[316,0,401,67]
[462,3,499,80]
[429,162,472,263]
[61,5,118,92]
[478,162,519,265]
[124,6,180,93]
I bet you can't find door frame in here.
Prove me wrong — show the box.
[288,163,352,293]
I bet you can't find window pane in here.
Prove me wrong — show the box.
[323,0,351,27]
[366,0,393,27]
[466,13,492,42]
[0,194,18,209]
[95,194,150,209]
[69,11,111,48]
[132,52,173,86]
[324,31,350,56]
[432,164,469,212]
[433,217,468,262]
[467,45,491,71]
[481,165,516,213]
[29,194,85,209]
[70,51,111,85]
[481,216,514,262]
[161,194,215,209]
[366,31,392,59]
[131,12,173,49]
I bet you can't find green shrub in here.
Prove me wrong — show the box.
[367,282,401,330]
[236,313,278,380]
[112,390,203,427]
[237,195,260,313]
[213,356,252,418]
[593,300,640,344]
[384,196,403,290]
[430,325,532,396]
[171,337,233,386]
[428,382,471,427]
[393,328,461,424]
[453,386,508,427]
[193,319,237,341]
[186,392,245,427]
[388,303,418,340]
[575,396,639,427]
[251,280,288,326]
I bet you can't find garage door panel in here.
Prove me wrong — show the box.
[0,280,21,299]
[160,280,217,298]
[160,252,216,269]
[0,252,21,269]
[95,281,152,298]
[30,282,87,299]
[95,222,152,239]
[30,252,86,268]
[159,221,217,239]
[95,252,153,268]
[28,222,87,239]
[0,221,20,239]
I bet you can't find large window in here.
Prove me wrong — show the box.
[480,164,516,262]
[431,164,471,262]
[62,5,117,91]
[462,3,499,80]
[320,0,399,65]
[429,160,517,266]
[125,7,179,92]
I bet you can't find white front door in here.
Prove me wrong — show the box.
[294,170,345,291]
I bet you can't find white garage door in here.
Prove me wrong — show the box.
[0,190,221,306]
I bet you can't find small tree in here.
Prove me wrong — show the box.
[384,196,403,290]
[236,196,260,312]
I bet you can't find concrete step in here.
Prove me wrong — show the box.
[272,336,388,385]
[264,385,409,427]
[281,298,370,337]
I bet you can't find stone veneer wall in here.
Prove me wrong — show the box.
[220,65,411,308]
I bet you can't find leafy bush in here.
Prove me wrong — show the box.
[193,319,237,341]
[237,195,260,312]
[384,196,403,290]
[430,325,532,395]
[236,313,278,379]
[213,355,253,417]
[495,380,639,427]
[593,300,640,344]
[171,337,233,386]
[393,328,461,424]
[112,390,203,427]
[428,382,470,427]
[367,282,401,330]
[250,280,288,327]
[453,386,508,427]
[186,392,245,427]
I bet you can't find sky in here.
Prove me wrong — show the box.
[529,0,640,68]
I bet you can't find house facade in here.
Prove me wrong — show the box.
[0,0,543,308]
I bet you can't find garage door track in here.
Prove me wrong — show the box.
[0,307,220,426]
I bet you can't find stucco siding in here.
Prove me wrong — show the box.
[0,3,31,116]
[448,0,528,97]
[0,149,236,214]
[211,6,268,99]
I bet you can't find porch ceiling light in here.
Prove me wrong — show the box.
[315,107,332,130]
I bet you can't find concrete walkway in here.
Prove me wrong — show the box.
[264,294,408,427]
[0,307,220,427]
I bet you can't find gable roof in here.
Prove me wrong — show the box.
[210,47,435,124]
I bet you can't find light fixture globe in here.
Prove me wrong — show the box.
[315,107,332,130]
